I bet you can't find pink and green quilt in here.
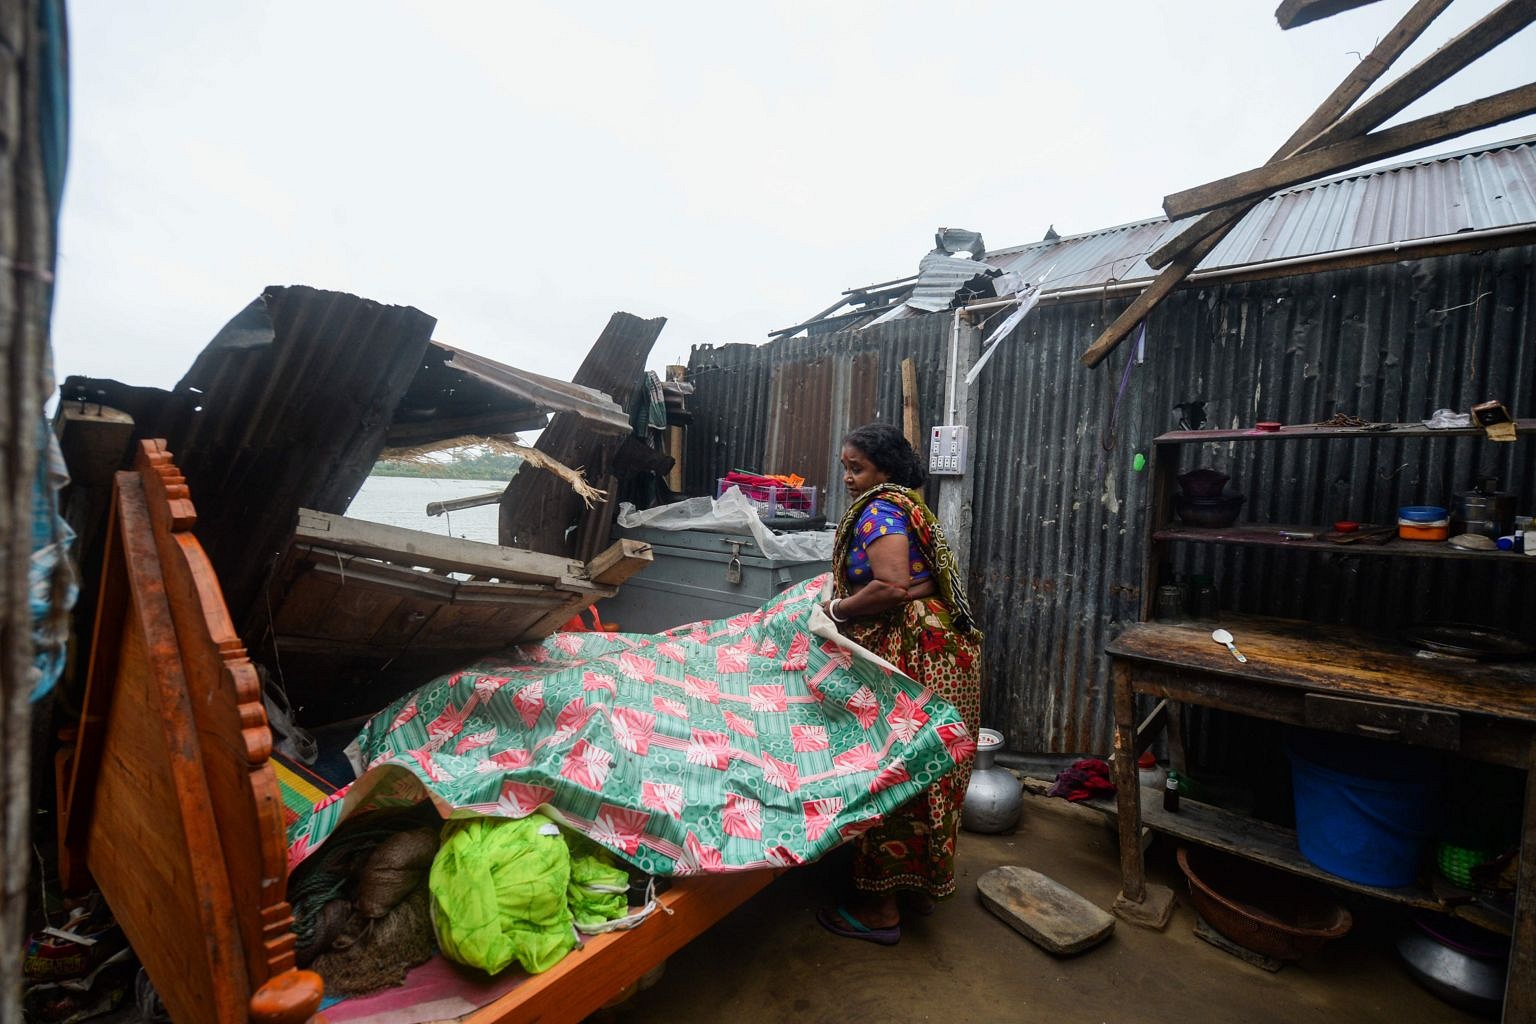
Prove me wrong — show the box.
[287,574,975,876]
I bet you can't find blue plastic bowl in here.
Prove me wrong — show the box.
[1398,505,1449,523]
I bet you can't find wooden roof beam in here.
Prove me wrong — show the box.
[1078,233,1224,368]
[1154,0,1533,265]
[1079,0,1535,366]
[1164,81,1536,220]
[1320,0,1536,145]
[1148,0,1452,270]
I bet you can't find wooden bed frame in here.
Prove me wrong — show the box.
[54,440,776,1024]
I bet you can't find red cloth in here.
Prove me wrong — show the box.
[1047,758,1116,802]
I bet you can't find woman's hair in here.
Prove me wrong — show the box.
[841,422,927,488]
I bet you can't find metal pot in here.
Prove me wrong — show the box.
[1452,477,1516,540]
[1174,493,1245,529]
[961,729,1022,834]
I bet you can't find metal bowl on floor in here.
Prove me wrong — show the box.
[1397,914,1507,1018]
[1177,846,1352,960]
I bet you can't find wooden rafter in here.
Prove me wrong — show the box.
[1146,0,1453,270]
[1079,0,1536,367]
[1164,81,1536,219]
[1276,0,1390,29]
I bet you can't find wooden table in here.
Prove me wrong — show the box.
[1106,615,1536,1022]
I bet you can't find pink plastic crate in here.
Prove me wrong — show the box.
[717,478,818,520]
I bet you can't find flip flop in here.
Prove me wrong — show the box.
[816,906,901,946]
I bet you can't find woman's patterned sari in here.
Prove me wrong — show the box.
[832,484,982,898]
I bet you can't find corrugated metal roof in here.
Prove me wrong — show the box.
[988,135,1536,292]
[791,135,1536,332]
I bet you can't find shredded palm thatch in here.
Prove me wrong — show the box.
[378,434,607,508]
[513,444,609,508]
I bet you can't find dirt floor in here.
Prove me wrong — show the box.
[606,789,1489,1024]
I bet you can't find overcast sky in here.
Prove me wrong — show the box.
[50,1,1536,393]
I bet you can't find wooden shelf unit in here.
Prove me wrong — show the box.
[1154,523,1536,562]
[1109,419,1536,1023]
[1154,418,1536,444]
[1079,782,1513,937]
[1140,418,1536,619]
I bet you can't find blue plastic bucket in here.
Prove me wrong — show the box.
[1286,729,1441,888]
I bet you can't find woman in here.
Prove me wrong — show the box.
[816,422,982,945]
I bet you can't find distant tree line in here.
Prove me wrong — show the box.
[371,450,524,481]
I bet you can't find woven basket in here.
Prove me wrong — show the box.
[1436,842,1493,889]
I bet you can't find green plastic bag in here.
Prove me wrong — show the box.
[429,815,575,975]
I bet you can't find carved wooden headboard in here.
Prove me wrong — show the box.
[56,439,323,1023]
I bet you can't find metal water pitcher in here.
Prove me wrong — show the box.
[961,728,1023,833]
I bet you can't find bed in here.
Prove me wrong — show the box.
[53,439,777,1024]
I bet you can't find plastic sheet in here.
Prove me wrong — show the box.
[617,489,834,562]
[1422,408,1472,429]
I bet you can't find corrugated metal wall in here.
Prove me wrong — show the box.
[687,244,1536,756]
[686,317,952,521]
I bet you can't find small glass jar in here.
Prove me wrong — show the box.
[1192,581,1220,619]
[1155,584,1186,621]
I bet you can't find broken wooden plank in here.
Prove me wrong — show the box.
[1276,0,1387,30]
[1165,82,1536,219]
[666,364,687,493]
[1148,0,1452,269]
[55,404,136,489]
[294,510,589,586]
[901,358,921,451]
[586,538,653,586]
[977,866,1115,954]
[500,312,665,555]
[291,549,577,601]
[524,591,621,640]
[54,404,139,614]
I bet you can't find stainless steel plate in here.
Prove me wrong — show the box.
[1400,624,1536,661]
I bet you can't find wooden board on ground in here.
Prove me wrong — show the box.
[1194,913,1284,971]
[977,865,1115,955]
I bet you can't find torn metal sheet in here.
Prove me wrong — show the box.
[908,227,1003,312]
[433,341,631,436]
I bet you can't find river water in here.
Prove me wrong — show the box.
[346,476,503,544]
